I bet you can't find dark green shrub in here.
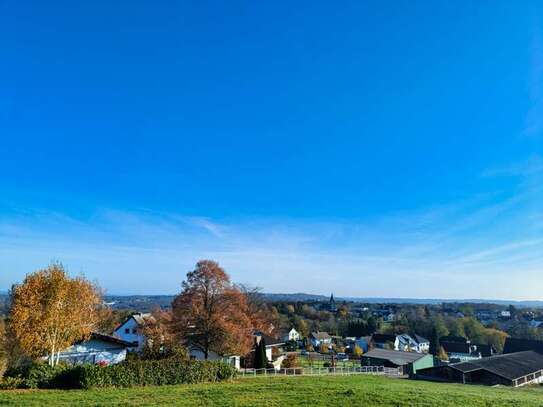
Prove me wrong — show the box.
[66,359,236,389]
[0,377,26,390]
[3,362,72,389]
[25,363,68,389]
[3,359,236,389]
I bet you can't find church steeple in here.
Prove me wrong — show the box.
[329,293,337,312]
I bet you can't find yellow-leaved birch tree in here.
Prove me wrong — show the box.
[9,263,101,366]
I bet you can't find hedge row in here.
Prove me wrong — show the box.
[4,359,237,389]
[73,359,237,389]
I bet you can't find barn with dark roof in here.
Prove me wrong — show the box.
[417,351,543,387]
[503,337,543,354]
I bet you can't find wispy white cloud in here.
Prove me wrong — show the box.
[0,181,542,300]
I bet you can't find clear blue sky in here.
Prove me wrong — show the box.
[1,1,542,299]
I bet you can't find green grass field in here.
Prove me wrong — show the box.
[1,375,542,406]
[297,356,359,368]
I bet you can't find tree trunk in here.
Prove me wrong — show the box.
[49,344,55,366]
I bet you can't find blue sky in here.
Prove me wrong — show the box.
[1,1,542,299]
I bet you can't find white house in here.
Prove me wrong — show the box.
[254,332,285,362]
[396,334,430,353]
[113,312,154,351]
[55,333,134,365]
[188,346,241,370]
[310,331,332,348]
[254,332,285,370]
[283,328,301,342]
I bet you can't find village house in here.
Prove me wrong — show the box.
[499,310,511,319]
[371,333,398,349]
[310,331,332,348]
[396,334,430,353]
[188,346,241,370]
[113,312,155,351]
[282,328,301,342]
[242,332,285,370]
[55,333,135,365]
[441,340,495,362]
[475,310,495,324]
[345,336,371,353]
[373,308,395,321]
[255,332,285,362]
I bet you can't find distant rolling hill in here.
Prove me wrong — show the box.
[1,292,542,314]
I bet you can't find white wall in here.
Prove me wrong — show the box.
[57,339,127,365]
[114,317,145,350]
[189,348,240,370]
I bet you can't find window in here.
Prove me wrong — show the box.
[132,328,137,334]
[125,328,130,334]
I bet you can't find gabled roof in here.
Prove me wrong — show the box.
[372,333,396,344]
[413,334,429,344]
[311,331,331,340]
[254,332,284,347]
[79,333,137,348]
[440,335,468,343]
[503,338,543,355]
[475,343,495,357]
[441,341,471,354]
[114,312,155,332]
[450,351,543,381]
[132,313,154,325]
[362,348,429,365]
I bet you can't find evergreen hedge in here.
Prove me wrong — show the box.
[4,359,236,389]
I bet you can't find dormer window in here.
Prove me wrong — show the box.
[125,328,130,334]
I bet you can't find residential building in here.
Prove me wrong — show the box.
[282,328,301,342]
[475,310,495,323]
[417,351,543,387]
[361,348,434,375]
[372,333,398,349]
[441,341,495,362]
[254,332,285,362]
[500,310,511,318]
[396,334,430,353]
[354,336,370,353]
[188,346,240,370]
[55,333,134,365]
[310,331,332,348]
[113,312,155,351]
[372,308,395,321]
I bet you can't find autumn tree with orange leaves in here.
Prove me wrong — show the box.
[171,260,269,359]
[9,263,102,366]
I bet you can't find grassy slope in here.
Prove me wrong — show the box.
[1,375,543,406]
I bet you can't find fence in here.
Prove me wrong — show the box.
[239,366,400,378]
